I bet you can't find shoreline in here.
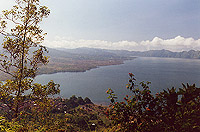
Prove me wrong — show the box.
[37,57,136,75]
[0,57,135,81]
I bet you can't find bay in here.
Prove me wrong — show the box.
[35,57,200,103]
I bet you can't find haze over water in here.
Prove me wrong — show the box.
[35,57,200,103]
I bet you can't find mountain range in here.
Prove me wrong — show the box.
[107,49,200,59]
[39,47,200,74]
[56,47,200,59]
[0,44,199,80]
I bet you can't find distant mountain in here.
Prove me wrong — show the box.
[107,49,200,59]
[0,46,199,79]
[57,47,114,56]
[54,47,200,59]
[54,47,127,60]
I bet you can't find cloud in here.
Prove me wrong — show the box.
[43,36,200,52]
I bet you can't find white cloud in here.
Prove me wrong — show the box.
[43,36,200,52]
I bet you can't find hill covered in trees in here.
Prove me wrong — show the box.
[0,95,112,131]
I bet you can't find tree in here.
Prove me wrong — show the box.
[107,73,200,132]
[0,0,60,119]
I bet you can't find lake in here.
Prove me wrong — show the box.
[35,57,200,104]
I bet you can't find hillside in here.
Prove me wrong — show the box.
[55,47,200,59]
[0,95,111,131]
[40,48,200,75]
[108,49,200,59]
[0,47,134,80]
[38,48,134,75]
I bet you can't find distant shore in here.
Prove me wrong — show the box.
[0,57,136,81]
[37,57,136,75]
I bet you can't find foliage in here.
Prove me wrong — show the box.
[0,96,109,131]
[107,73,200,132]
[0,116,22,132]
[51,96,93,113]
[0,0,60,119]
[0,0,110,131]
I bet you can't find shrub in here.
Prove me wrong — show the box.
[107,73,200,132]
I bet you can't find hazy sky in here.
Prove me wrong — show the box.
[0,0,200,51]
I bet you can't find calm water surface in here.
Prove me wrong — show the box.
[35,57,200,103]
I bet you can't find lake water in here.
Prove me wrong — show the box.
[35,57,200,104]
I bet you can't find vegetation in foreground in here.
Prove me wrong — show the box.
[106,73,200,132]
[0,0,60,119]
[0,74,199,132]
[0,0,110,131]
[0,0,199,131]
[0,95,111,131]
